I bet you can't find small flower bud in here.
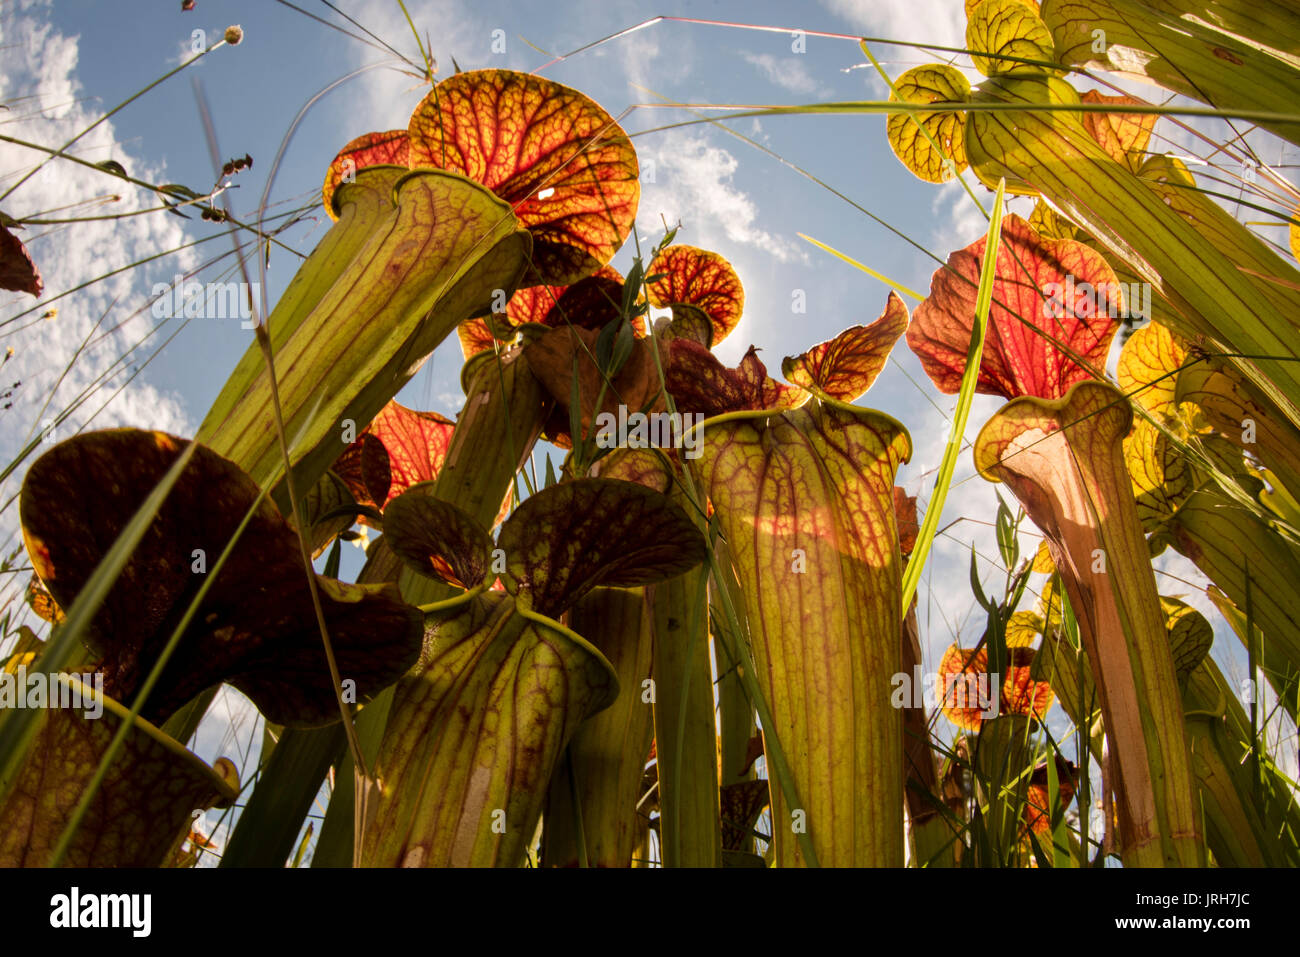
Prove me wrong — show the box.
[224,25,243,45]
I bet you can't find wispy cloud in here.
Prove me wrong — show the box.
[616,26,678,94]
[169,22,220,69]
[638,129,804,263]
[928,171,992,252]
[741,52,827,97]
[821,0,967,54]
[339,0,507,125]
[0,2,197,572]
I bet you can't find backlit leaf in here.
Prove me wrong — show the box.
[1023,757,1075,838]
[363,592,617,867]
[1161,596,1212,688]
[1043,0,1300,147]
[332,432,392,514]
[541,269,626,331]
[885,64,970,184]
[666,340,805,417]
[966,0,1057,76]
[459,267,629,361]
[0,679,238,866]
[455,316,505,360]
[292,469,357,558]
[498,478,707,618]
[1124,419,1194,534]
[508,265,625,328]
[906,214,1121,400]
[697,401,912,866]
[525,325,665,444]
[590,446,673,492]
[1006,609,1043,646]
[1169,489,1300,728]
[1027,199,1077,241]
[646,245,745,347]
[966,0,1038,17]
[1030,538,1054,574]
[196,168,530,505]
[382,485,494,589]
[938,644,998,731]
[543,585,656,867]
[963,64,1300,438]
[366,400,456,506]
[973,380,1200,866]
[407,69,639,285]
[0,222,42,297]
[894,486,919,558]
[1079,90,1156,169]
[1002,646,1055,720]
[507,279,570,327]
[937,643,1051,730]
[1176,357,1300,499]
[19,429,422,728]
[26,574,63,624]
[1116,321,1187,419]
[782,292,908,402]
[321,129,409,219]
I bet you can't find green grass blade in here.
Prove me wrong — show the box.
[219,724,345,867]
[796,233,924,301]
[310,757,354,868]
[900,179,1006,611]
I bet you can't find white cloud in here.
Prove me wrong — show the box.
[821,0,967,56]
[637,130,805,263]
[170,24,218,68]
[0,3,197,570]
[928,169,994,252]
[741,52,826,97]
[336,0,501,131]
[617,27,675,95]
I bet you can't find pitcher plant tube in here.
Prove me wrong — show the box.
[906,213,1201,867]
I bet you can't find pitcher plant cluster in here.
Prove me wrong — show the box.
[0,0,1298,868]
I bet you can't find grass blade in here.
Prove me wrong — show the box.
[796,233,924,301]
[901,179,1006,611]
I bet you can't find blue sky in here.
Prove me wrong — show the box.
[2,0,1296,851]
[31,0,978,423]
